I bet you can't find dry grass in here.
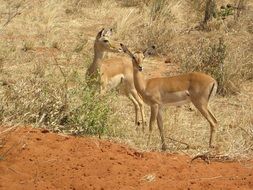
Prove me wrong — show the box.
[105,61,253,159]
[0,0,252,159]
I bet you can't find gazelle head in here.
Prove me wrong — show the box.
[95,28,122,53]
[120,43,155,72]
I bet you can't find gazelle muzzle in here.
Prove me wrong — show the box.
[138,66,143,71]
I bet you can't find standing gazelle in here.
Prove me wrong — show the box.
[86,28,146,128]
[120,43,218,150]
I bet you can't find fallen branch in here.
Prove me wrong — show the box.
[190,175,223,180]
[190,174,252,181]
[166,136,190,149]
[191,152,235,164]
[0,2,30,33]
[1,7,21,28]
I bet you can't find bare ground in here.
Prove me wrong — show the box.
[0,127,252,190]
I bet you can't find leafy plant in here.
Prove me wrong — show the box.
[218,4,235,19]
[68,76,114,137]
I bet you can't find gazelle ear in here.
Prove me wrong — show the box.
[120,43,135,59]
[102,28,113,37]
[143,45,156,57]
[96,28,113,39]
[107,28,113,36]
[96,28,105,39]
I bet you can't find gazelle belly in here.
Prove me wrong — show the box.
[162,90,190,106]
[107,74,124,90]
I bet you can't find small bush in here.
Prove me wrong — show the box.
[68,76,114,137]
[180,37,240,96]
[196,37,227,95]
[218,5,235,19]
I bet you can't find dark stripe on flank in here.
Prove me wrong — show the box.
[208,82,215,101]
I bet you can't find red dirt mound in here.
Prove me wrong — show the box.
[0,127,252,190]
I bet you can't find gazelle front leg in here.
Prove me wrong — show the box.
[129,89,146,131]
[100,78,107,95]
[128,93,141,128]
[157,106,167,151]
[147,104,159,147]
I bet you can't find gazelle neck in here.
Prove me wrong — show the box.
[133,69,147,95]
[87,44,105,76]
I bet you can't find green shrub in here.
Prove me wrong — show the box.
[68,77,113,137]
[218,5,235,19]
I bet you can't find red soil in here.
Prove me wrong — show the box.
[0,127,252,190]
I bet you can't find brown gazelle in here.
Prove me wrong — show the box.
[120,43,218,150]
[86,28,146,128]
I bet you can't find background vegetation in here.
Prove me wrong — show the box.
[0,0,252,158]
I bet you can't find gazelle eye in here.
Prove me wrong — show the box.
[103,39,109,43]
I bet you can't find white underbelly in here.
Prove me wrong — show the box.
[162,90,190,106]
[107,74,124,90]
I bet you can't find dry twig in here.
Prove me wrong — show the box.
[191,152,235,164]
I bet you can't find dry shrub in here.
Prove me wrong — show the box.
[0,55,115,137]
[0,66,66,125]
[182,37,235,95]
[176,35,252,96]
[0,0,117,136]
[114,0,183,53]
[141,0,177,51]
[119,0,141,7]
[180,0,253,34]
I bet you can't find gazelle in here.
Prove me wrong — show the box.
[86,28,146,128]
[120,43,218,150]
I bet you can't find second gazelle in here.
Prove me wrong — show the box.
[120,43,218,150]
[86,28,146,128]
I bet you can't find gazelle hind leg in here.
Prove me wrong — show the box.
[157,106,167,151]
[208,108,218,124]
[192,101,218,148]
[147,104,158,147]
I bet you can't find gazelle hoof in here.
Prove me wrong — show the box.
[161,144,167,151]
[209,144,220,154]
[209,142,216,149]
